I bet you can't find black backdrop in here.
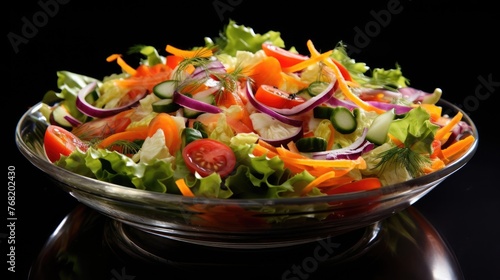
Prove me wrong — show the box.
[6,0,500,279]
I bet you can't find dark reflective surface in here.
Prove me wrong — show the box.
[28,204,463,280]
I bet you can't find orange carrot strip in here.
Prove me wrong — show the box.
[441,135,475,160]
[423,158,446,174]
[301,171,337,196]
[282,50,333,73]
[324,177,382,195]
[97,127,149,149]
[306,40,385,114]
[165,45,213,58]
[435,111,463,141]
[252,144,278,158]
[286,141,301,154]
[257,139,279,154]
[316,175,356,188]
[175,178,195,197]
[326,122,336,150]
[106,54,137,76]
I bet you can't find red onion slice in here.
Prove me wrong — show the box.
[173,91,222,114]
[245,80,303,127]
[270,81,335,116]
[76,81,144,118]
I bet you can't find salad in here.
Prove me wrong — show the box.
[39,20,475,199]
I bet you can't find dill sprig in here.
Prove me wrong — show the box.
[373,146,430,178]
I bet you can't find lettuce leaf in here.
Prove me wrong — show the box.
[205,19,285,56]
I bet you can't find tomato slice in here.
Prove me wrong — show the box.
[182,139,236,178]
[261,43,309,68]
[254,84,306,109]
[70,109,134,141]
[44,125,88,162]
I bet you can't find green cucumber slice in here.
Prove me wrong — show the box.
[366,109,396,145]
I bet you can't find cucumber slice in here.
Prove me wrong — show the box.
[152,98,180,113]
[153,80,177,99]
[295,137,327,152]
[50,104,73,128]
[182,93,215,118]
[330,106,357,134]
[366,109,396,145]
[307,81,330,96]
[313,105,335,119]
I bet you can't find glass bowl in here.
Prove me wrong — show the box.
[16,99,478,249]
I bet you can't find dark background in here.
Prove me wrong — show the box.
[6,0,499,279]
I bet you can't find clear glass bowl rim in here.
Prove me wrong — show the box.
[15,99,479,208]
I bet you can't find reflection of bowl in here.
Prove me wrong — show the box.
[16,100,478,249]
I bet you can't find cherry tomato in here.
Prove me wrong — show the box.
[182,139,236,178]
[261,43,308,68]
[254,84,306,109]
[44,125,88,162]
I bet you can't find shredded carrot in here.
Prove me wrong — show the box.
[423,158,446,174]
[252,143,278,158]
[326,122,336,150]
[165,45,213,58]
[306,40,385,114]
[435,111,463,141]
[301,171,337,196]
[441,135,475,161]
[286,141,301,154]
[388,133,404,147]
[324,177,382,195]
[257,139,279,153]
[97,127,149,149]
[282,50,333,73]
[106,54,137,76]
[175,178,195,197]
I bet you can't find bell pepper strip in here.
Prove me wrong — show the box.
[275,146,367,169]
[106,54,137,76]
[434,111,463,141]
[306,40,385,114]
[440,135,475,162]
[419,103,442,122]
[301,171,337,196]
[280,72,309,90]
[281,50,333,73]
[175,178,195,197]
[165,45,213,58]
[247,56,283,89]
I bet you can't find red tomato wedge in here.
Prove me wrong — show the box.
[254,84,306,109]
[182,139,236,178]
[71,109,134,141]
[262,43,309,68]
[44,125,88,162]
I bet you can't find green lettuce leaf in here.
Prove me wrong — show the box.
[205,19,285,56]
